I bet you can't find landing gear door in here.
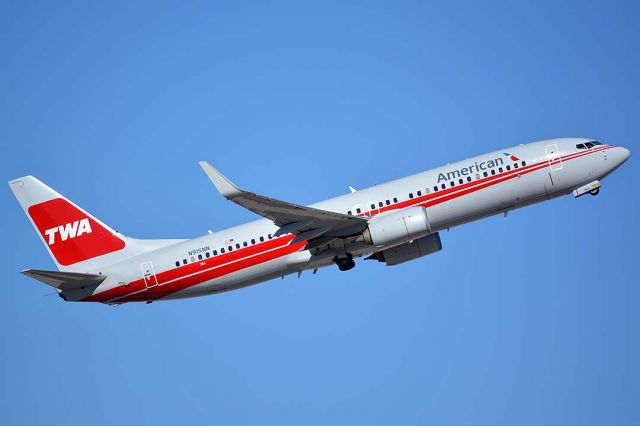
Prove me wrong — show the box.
[545,144,563,171]
[141,261,158,288]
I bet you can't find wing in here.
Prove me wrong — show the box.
[199,161,367,244]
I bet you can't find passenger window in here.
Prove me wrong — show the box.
[498,167,503,173]
[221,248,225,254]
[370,203,375,209]
[467,177,471,182]
[476,174,481,180]
[521,161,526,166]
[183,259,187,265]
[228,246,233,251]
[268,234,272,239]
[425,188,430,194]
[458,178,463,184]
[450,181,455,187]
[441,184,446,190]
[378,201,383,207]
[243,241,248,247]
[347,210,352,215]
[513,163,518,169]
[417,191,422,196]
[433,186,438,192]
[393,197,398,203]
[385,200,390,205]
[198,254,203,260]
[506,165,511,171]
[236,243,240,249]
[251,239,255,244]
[483,171,488,177]
[409,193,413,199]
[205,252,210,258]
[175,261,180,267]
[356,208,361,214]
[213,250,218,255]
[491,170,496,175]
[260,236,264,242]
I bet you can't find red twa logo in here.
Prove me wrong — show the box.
[45,218,92,245]
[28,198,125,266]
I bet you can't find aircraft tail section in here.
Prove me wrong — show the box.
[9,176,181,273]
[21,269,106,291]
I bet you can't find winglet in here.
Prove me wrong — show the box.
[199,161,243,198]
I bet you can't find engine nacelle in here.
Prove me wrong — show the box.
[363,206,430,248]
[367,232,442,266]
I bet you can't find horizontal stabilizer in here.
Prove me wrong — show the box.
[21,269,107,291]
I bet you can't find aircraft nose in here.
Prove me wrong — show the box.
[609,146,630,171]
[620,147,631,163]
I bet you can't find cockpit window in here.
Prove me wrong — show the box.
[592,141,602,145]
[585,142,595,148]
[576,143,586,150]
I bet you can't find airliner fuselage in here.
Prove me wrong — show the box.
[10,138,630,304]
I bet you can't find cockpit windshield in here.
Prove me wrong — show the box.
[576,141,602,150]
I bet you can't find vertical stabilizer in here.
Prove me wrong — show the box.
[9,176,128,271]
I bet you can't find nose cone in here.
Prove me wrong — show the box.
[609,146,630,173]
[620,147,631,163]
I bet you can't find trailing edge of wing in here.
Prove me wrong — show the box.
[198,161,368,239]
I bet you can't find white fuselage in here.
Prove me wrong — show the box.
[73,138,629,304]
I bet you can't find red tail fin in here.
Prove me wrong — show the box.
[9,176,127,270]
[28,198,125,266]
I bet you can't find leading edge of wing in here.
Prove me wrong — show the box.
[198,161,367,234]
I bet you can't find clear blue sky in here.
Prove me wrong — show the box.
[1,1,638,424]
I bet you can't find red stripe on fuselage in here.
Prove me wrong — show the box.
[86,145,612,303]
[118,241,306,302]
[358,145,610,215]
[84,235,302,302]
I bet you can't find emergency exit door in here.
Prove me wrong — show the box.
[545,144,563,171]
[141,261,158,288]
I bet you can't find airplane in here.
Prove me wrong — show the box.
[9,138,630,305]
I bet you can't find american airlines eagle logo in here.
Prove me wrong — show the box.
[45,218,92,245]
[503,152,520,161]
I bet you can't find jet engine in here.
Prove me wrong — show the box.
[366,232,442,266]
[363,206,431,248]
